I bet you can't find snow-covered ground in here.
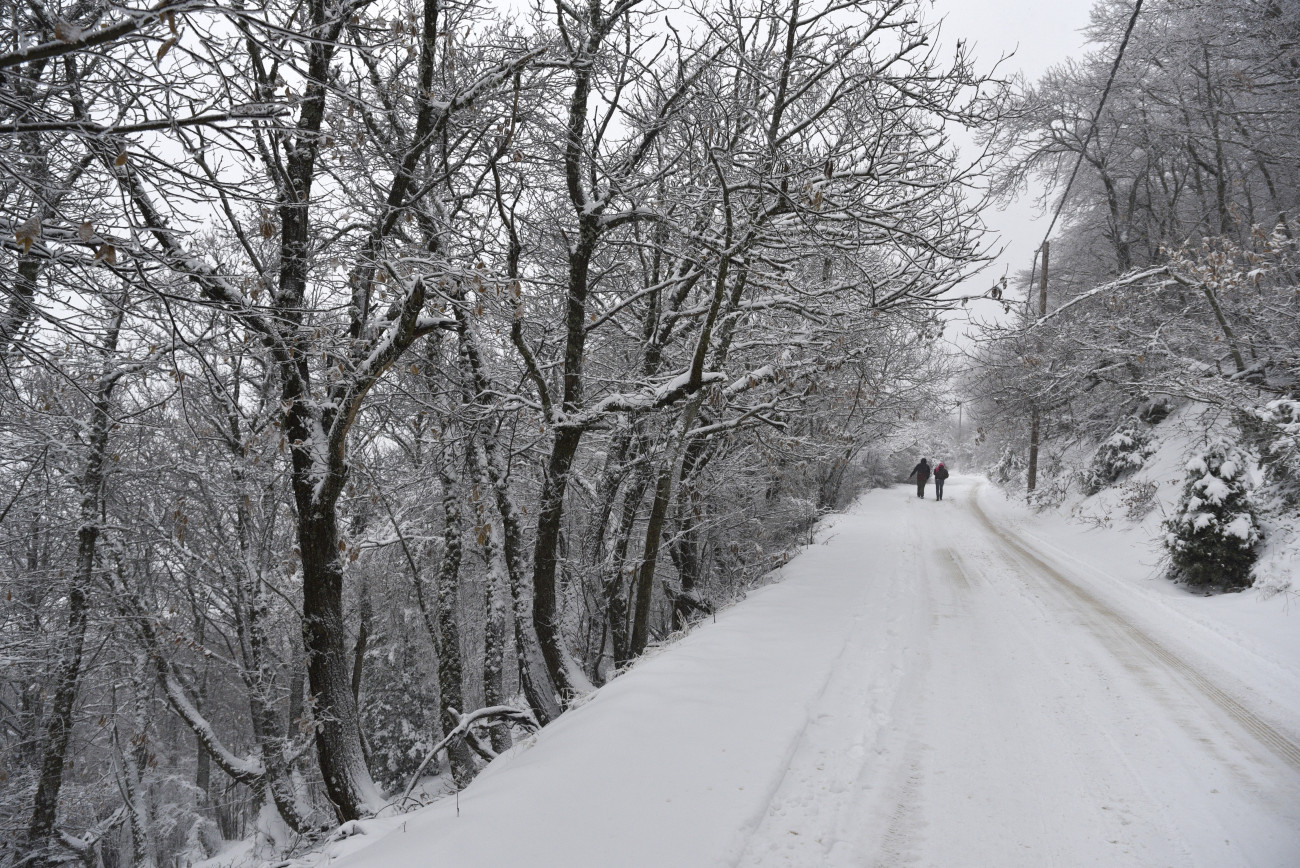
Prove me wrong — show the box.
[304,475,1300,868]
[1062,401,1298,598]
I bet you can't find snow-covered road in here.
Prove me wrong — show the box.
[328,476,1300,868]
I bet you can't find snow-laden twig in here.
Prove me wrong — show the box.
[0,0,202,70]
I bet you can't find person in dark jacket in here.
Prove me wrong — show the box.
[933,461,949,500]
[907,458,931,498]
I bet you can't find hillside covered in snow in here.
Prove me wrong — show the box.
[247,477,1300,868]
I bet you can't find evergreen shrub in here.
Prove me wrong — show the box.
[1081,416,1152,495]
[1164,438,1261,591]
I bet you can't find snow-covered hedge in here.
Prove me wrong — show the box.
[1164,438,1262,591]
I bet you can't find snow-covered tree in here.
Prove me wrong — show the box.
[968,0,1300,510]
[1239,400,1300,505]
[992,445,1026,487]
[1164,438,1262,591]
[1082,416,1153,494]
[1,0,1005,856]
[984,0,1300,278]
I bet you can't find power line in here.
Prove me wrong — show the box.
[1027,0,1145,297]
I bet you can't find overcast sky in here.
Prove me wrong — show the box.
[924,0,1097,315]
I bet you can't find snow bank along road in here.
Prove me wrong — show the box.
[330,476,1300,868]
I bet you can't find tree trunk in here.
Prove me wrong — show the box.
[434,462,477,788]
[196,740,211,815]
[524,0,620,702]
[297,501,380,820]
[230,460,319,834]
[23,307,121,866]
[1027,409,1040,494]
[531,427,584,702]
[272,0,379,820]
[669,439,710,631]
[630,463,673,656]
[630,397,704,657]
[457,321,561,725]
[121,656,158,868]
[22,572,90,867]
[351,587,370,707]
[0,256,40,356]
[1098,169,1133,274]
[469,470,513,754]
[1198,283,1248,374]
[582,425,637,567]
[605,447,654,669]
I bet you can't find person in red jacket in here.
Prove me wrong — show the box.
[907,458,931,498]
[933,461,949,500]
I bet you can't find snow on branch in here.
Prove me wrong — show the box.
[110,575,266,784]
[5,106,289,136]
[158,671,265,783]
[318,276,453,503]
[723,365,777,397]
[566,371,727,428]
[0,0,203,70]
[415,312,460,334]
[101,148,289,355]
[1023,265,1171,332]
[399,706,540,805]
[57,806,127,862]
[686,399,783,439]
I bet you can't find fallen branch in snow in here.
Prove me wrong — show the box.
[56,806,127,866]
[399,706,540,806]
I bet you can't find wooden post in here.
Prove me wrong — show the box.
[1026,411,1040,493]
[1039,241,1049,320]
[1027,241,1048,495]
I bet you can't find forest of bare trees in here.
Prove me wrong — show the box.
[968,0,1300,510]
[1,0,1001,862]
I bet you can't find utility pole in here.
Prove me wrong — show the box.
[1027,241,1048,495]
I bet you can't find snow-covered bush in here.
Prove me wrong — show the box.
[1081,416,1153,495]
[1164,438,1262,591]
[1119,479,1159,520]
[992,445,1024,487]
[359,660,439,792]
[1238,399,1300,505]
[1029,453,1070,508]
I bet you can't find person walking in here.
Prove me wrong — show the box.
[933,461,949,500]
[907,458,931,499]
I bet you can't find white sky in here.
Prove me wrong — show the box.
[924,0,1097,313]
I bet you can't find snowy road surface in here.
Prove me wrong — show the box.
[330,476,1300,868]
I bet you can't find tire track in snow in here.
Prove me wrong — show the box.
[969,488,1300,773]
[942,534,1207,867]
[863,536,957,868]
[724,611,878,868]
[730,496,936,867]
[941,547,972,591]
[869,754,925,868]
